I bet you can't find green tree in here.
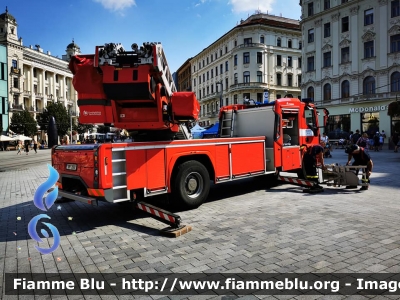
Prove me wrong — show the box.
[73,123,94,135]
[10,110,38,137]
[37,102,70,137]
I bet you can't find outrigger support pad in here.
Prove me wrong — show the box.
[277,175,324,193]
[135,201,192,237]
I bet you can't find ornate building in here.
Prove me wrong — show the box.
[176,58,192,92]
[191,13,302,125]
[300,0,400,141]
[0,7,79,138]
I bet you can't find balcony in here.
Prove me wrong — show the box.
[199,92,218,103]
[67,99,74,106]
[9,103,24,111]
[57,97,64,102]
[230,82,268,91]
[23,90,31,97]
[234,43,265,50]
[10,67,21,75]
[47,94,54,100]
[35,93,43,99]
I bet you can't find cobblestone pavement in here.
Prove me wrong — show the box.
[0,148,399,300]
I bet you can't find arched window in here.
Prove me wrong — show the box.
[277,38,281,47]
[299,41,302,49]
[260,35,264,44]
[341,80,350,98]
[288,40,292,48]
[324,83,331,100]
[391,71,400,92]
[363,76,376,94]
[307,86,314,99]
[243,71,250,83]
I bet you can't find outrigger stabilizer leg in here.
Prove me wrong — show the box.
[135,201,192,237]
[278,175,324,193]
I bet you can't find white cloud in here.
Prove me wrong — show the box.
[229,0,275,13]
[93,0,136,12]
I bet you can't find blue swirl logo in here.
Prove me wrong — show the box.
[28,164,61,255]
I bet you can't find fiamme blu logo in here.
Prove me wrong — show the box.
[28,164,61,255]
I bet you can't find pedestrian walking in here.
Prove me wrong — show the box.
[356,132,370,155]
[373,132,380,152]
[345,144,373,191]
[33,140,38,153]
[24,141,29,155]
[16,141,22,155]
[393,131,400,152]
[380,130,387,150]
[351,130,361,145]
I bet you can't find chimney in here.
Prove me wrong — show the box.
[47,51,51,55]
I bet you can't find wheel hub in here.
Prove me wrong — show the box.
[187,178,198,192]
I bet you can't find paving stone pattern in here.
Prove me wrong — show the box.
[0,149,399,300]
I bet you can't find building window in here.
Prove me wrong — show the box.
[0,63,4,80]
[323,83,331,100]
[244,38,252,45]
[342,0,348,3]
[342,16,349,32]
[341,80,350,98]
[277,73,282,86]
[277,94,282,99]
[12,59,17,69]
[215,66,218,76]
[288,40,292,48]
[276,38,282,47]
[288,56,292,67]
[392,0,400,17]
[207,57,209,64]
[257,71,262,82]
[207,71,209,80]
[225,61,229,72]
[364,41,374,58]
[277,55,282,66]
[199,76,201,84]
[307,56,315,71]
[234,54,238,66]
[299,42,302,50]
[260,36,264,44]
[257,52,262,63]
[243,52,250,64]
[308,2,314,16]
[324,23,331,38]
[323,52,332,67]
[298,57,302,68]
[225,78,228,91]
[225,98,229,106]
[363,76,376,94]
[13,77,18,88]
[257,93,263,102]
[308,29,314,43]
[203,60,205,67]
[234,73,238,84]
[391,34,400,53]
[364,9,374,26]
[33,68,37,78]
[220,64,223,74]
[288,74,293,87]
[243,71,250,83]
[194,78,196,86]
[203,74,205,82]
[220,49,222,57]
[391,72,400,92]
[233,95,238,104]
[243,93,250,102]
[307,86,314,99]
[198,62,201,70]
[211,69,213,78]
[207,86,209,95]
[324,0,330,10]
[225,46,228,53]
[341,47,350,63]
[298,75,302,87]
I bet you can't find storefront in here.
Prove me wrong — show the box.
[319,101,392,142]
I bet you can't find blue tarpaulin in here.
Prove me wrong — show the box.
[202,123,219,137]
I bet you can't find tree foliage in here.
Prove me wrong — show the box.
[388,101,400,117]
[73,123,94,135]
[37,102,70,136]
[10,110,38,137]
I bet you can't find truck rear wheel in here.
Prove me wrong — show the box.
[173,161,210,209]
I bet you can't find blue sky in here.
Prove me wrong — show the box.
[6,0,301,73]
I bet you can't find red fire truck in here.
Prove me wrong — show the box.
[52,42,323,210]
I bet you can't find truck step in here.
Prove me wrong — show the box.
[112,172,127,176]
[113,185,127,189]
[112,159,126,162]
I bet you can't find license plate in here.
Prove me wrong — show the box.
[66,164,77,171]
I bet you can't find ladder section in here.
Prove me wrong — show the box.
[220,111,236,137]
[111,149,130,202]
[175,124,193,140]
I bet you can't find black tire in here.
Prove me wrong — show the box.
[173,160,210,209]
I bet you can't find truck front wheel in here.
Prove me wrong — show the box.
[173,161,210,209]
